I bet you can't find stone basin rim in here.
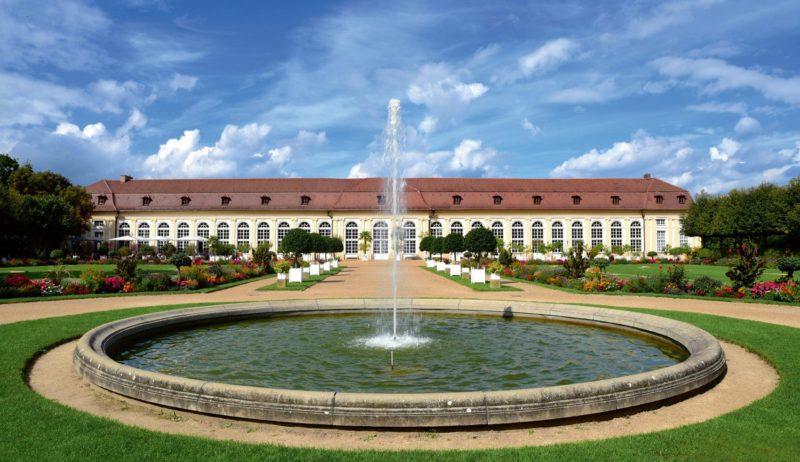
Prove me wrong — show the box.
[72,298,727,428]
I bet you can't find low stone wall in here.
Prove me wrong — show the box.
[73,299,726,427]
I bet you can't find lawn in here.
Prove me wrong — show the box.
[422,266,522,291]
[0,263,177,279]
[1,303,798,461]
[605,263,782,282]
[258,267,342,291]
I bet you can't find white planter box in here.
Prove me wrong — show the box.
[322,262,331,272]
[309,264,320,276]
[462,267,470,274]
[426,260,436,268]
[471,268,486,284]
[449,264,461,277]
[436,262,447,272]
[331,260,339,268]
[490,273,501,281]
[277,272,287,280]
[289,268,303,283]
[302,267,310,274]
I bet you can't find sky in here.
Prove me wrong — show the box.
[1,0,799,194]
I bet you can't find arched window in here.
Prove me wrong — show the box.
[531,221,544,253]
[610,221,623,248]
[551,222,564,253]
[197,222,209,253]
[257,222,270,245]
[491,221,504,240]
[429,221,442,237]
[373,222,388,255]
[590,221,603,248]
[277,222,290,249]
[630,221,642,253]
[471,221,483,229]
[236,222,250,249]
[118,222,131,237]
[217,222,230,244]
[511,221,524,252]
[345,222,359,255]
[156,222,170,252]
[318,221,332,237]
[137,222,150,247]
[177,222,190,251]
[299,222,311,233]
[450,221,463,235]
[403,222,416,254]
[571,221,584,249]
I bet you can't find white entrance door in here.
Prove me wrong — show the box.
[373,222,389,260]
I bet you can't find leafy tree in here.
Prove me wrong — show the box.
[252,242,275,273]
[161,242,178,258]
[498,247,513,266]
[563,242,590,278]
[308,232,326,261]
[207,237,232,258]
[115,257,138,281]
[325,236,343,258]
[279,228,312,267]
[442,233,463,257]
[464,227,496,259]
[168,252,192,275]
[419,235,434,258]
[591,257,610,272]
[0,154,19,185]
[725,242,766,290]
[777,257,800,280]
[358,231,372,255]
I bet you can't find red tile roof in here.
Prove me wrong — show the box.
[86,177,692,213]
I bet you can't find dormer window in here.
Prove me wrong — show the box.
[261,195,271,206]
[221,196,231,206]
[493,195,502,205]
[141,196,152,206]
[532,195,542,205]
[181,196,191,206]
[97,195,107,205]
[301,195,311,206]
[655,195,664,205]
[452,195,462,205]
[377,195,385,205]
[678,195,686,204]
[572,195,582,205]
[611,195,621,205]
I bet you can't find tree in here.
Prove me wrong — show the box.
[279,228,312,267]
[563,242,590,278]
[726,242,766,290]
[442,233,464,257]
[359,231,372,255]
[0,154,19,185]
[252,242,275,273]
[168,252,192,282]
[207,237,232,258]
[161,242,178,258]
[419,235,434,258]
[308,232,326,261]
[464,227,496,260]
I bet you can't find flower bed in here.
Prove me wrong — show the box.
[0,262,266,300]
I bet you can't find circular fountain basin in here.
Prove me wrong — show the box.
[73,299,726,427]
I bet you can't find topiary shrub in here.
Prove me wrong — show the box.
[563,242,590,278]
[726,242,766,290]
[692,276,722,296]
[498,247,513,266]
[115,257,137,280]
[777,257,800,280]
[591,257,610,272]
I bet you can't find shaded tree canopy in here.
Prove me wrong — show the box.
[279,228,312,266]
[0,154,93,257]
[464,227,496,256]
[683,178,799,252]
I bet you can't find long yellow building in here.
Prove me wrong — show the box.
[85,174,697,259]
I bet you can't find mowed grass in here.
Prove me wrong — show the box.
[422,266,522,291]
[1,303,798,461]
[605,263,782,282]
[258,267,343,291]
[0,263,177,279]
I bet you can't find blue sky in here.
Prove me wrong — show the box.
[1,0,799,194]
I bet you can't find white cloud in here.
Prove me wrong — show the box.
[734,116,760,135]
[168,73,198,93]
[518,38,578,77]
[418,116,438,134]
[89,79,144,114]
[348,139,500,179]
[0,0,111,71]
[547,78,617,104]
[709,137,740,162]
[654,57,800,105]
[295,130,327,145]
[521,118,541,137]
[617,0,721,39]
[142,123,281,178]
[0,73,87,127]
[117,109,148,136]
[687,101,748,115]
[406,63,488,118]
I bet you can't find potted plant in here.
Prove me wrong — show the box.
[358,231,372,260]
[487,261,503,288]
[274,261,291,288]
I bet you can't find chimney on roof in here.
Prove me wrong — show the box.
[643,173,652,179]
[120,175,133,183]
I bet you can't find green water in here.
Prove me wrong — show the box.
[114,313,688,393]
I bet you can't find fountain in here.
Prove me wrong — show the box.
[71,99,726,428]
